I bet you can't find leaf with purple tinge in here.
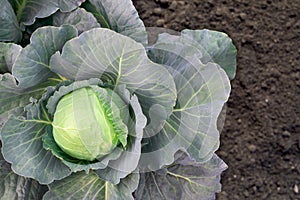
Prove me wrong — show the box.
[135,152,227,200]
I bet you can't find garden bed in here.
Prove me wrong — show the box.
[133,0,300,199]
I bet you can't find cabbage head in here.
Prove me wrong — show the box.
[52,87,127,161]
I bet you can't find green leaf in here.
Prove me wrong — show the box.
[135,153,227,200]
[8,0,85,25]
[46,79,101,115]
[12,25,78,88]
[20,16,54,47]
[0,146,48,199]
[0,107,23,132]
[43,171,139,200]
[50,28,176,135]
[94,94,146,184]
[138,41,231,171]
[53,8,100,35]
[106,172,139,200]
[83,0,148,45]
[0,73,49,128]
[1,96,72,184]
[43,127,122,172]
[156,29,237,79]
[0,42,22,73]
[0,0,22,42]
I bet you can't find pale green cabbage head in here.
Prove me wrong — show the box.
[52,87,120,161]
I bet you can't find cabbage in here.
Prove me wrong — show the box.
[52,88,120,161]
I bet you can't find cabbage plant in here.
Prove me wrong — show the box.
[0,0,237,199]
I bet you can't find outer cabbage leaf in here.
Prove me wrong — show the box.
[94,94,146,184]
[12,25,77,88]
[156,30,237,80]
[0,88,72,184]
[0,0,22,42]
[43,127,122,173]
[0,73,53,129]
[0,144,48,199]
[19,16,53,47]
[53,8,100,34]
[0,42,22,73]
[82,0,147,45]
[138,40,231,171]
[135,153,227,200]
[8,0,85,26]
[43,171,139,200]
[50,28,176,137]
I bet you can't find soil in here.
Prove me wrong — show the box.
[133,0,300,199]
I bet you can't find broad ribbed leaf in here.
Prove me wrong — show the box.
[0,0,22,42]
[107,172,139,200]
[53,8,100,34]
[50,28,176,135]
[138,41,231,171]
[156,30,237,79]
[94,94,146,184]
[8,0,85,25]
[0,148,48,199]
[12,25,77,88]
[1,95,72,184]
[135,153,227,200]
[83,0,147,45]
[43,127,122,172]
[43,171,139,200]
[46,79,102,115]
[0,43,22,73]
[0,73,49,128]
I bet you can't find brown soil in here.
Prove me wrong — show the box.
[133,0,300,199]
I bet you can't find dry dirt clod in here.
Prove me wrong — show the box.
[294,184,299,194]
[169,1,177,10]
[247,144,257,152]
[153,8,163,15]
[282,130,291,137]
[156,19,165,27]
